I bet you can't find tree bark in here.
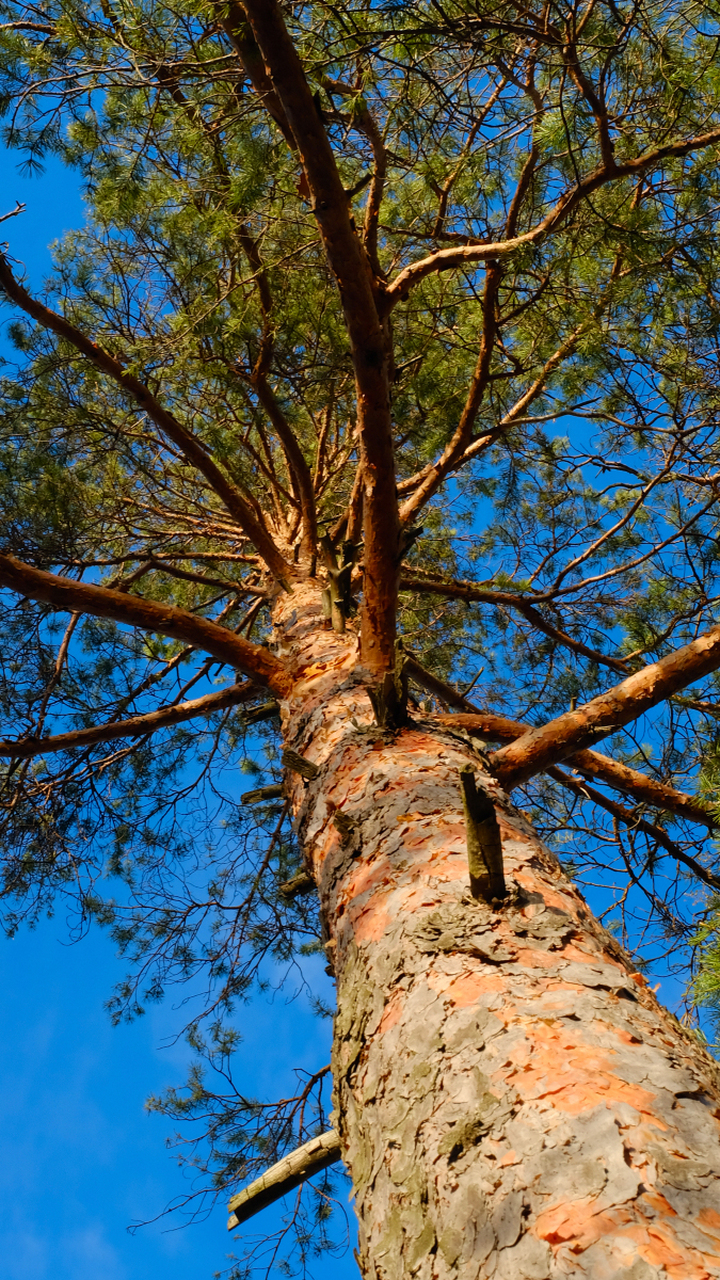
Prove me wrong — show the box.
[275,586,720,1280]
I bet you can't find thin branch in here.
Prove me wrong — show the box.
[396,314,592,502]
[433,78,507,237]
[504,146,540,239]
[0,202,25,224]
[400,571,628,674]
[237,224,318,566]
[548,767,720,892]
[0,255,293,589]
[322,78,388,274]
[32,610,80,738]
[383,126,720,309]
[398,261,501,526]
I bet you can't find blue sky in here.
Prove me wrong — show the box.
[0,130,707,1280]
[0,150,355,1280]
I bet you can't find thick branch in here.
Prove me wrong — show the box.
[0,683,278,759]
[406,656,712,825]
[490,620,720,789]
[0,255,293,588]
[227,1130,342,1229]
[383,127,720,308]
[322,78,387,274]
[219,1,297,148]
[239,0,400,683]
[0,555,293,697]
[435,713,714,829]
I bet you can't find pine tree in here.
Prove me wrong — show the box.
[3,1,720,1275]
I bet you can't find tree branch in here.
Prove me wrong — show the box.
[548,767,720,892]
[227,1130,342,1229]
[219,1,297,148]
[239,0,401,688]
[395,314,593,503]
[237,224,319,567]
[0,554,293,696]
[0,683,277,759]
[0,255,293,589]
[383,127,720,308]
[489,619,720,789]
[400,572,628,674]
[321,78,388,275]
[435,712,714,829]
[406,656,712,826]
[398,261,501,526]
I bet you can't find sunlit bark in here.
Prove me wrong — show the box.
[276,587,720,1280]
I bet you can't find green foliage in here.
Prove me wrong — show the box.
[4,0,720,1270]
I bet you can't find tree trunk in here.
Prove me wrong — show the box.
[275,586,720,1280]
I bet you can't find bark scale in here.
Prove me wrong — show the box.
[274,586,720,1280]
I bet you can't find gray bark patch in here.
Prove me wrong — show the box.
[412,902,514,963]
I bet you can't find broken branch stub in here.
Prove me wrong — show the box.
[241,782,284,805]
[459,765,507,901]
[243,700,280,725]
[320,533,357,632]
[279,870,316,898]
[227,1129,342,1229]
[367,642,409,729]
[282,748,320,780]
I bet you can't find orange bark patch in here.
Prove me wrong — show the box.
[641,1189,678,1217]
[428,854,475,884]
[297,652,355,682]
[402,817,465,845]
[606,1024,643,1046]
[400,826,464,861]
[535,1197,632,1245]
[698,1207,720,1240]
[378,991,405,1034]
[512,945,571,969]
[351,895,391,944]
[513,874,588,917]
[434,970,508,1004]
[631,1222,715,1278]
[343,857,390,901]
[535,1201,718,1278]
[500,1022,660,1120]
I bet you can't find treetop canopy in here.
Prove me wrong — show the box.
[3,0,720,1266]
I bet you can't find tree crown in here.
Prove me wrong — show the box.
[3,0,720,1270]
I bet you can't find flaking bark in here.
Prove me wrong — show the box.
[274,586,720,1280]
